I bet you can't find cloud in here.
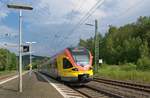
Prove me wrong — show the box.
[0,25,18,37]
[0,1,9,20]
[1,0,150,56]
[24,0,107,25]
[0,41,18,54]
[0,11,8,19]
[23,0,150,56]
[0,41,17,47]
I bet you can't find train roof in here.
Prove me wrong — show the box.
[50,47,87,59]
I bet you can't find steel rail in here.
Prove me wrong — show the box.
[71,85,123,98]
[94,77,150,93]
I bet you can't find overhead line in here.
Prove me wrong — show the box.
[70,0,105,33]
[67,0,86,25]
[58,0,105,46]
[71,0,104,31]
[59,0,105,47]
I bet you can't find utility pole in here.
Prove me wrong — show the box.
[94,20,99,73]
[85,20,100,73]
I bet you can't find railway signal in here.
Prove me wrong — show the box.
[23,45,29,52]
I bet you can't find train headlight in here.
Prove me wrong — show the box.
[72,68,78,71]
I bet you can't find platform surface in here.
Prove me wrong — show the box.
[0,72,63,98]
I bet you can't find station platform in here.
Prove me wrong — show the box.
[0,71,63,98]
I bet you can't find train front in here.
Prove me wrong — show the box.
[62,47,93,83]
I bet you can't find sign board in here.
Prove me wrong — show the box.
[23,45,29,52]
[99,59,103,64]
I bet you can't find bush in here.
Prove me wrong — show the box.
[120,63,137,71]
[137,57,150,71]
[100,63,109,68]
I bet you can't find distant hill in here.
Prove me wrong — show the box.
[17,55,49,68]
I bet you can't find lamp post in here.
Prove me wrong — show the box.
[7,3,33,92]
[25,41,36,71]
[85,19,99,73]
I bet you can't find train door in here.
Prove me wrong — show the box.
[49,62,53,75]
[52,59,58,78]
[54,59,58,78]
[57,56,63,77]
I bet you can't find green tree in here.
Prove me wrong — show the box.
[78,16,150,68]
[0,49,7,70]
[139,41,149,58]
[0,48,17,71]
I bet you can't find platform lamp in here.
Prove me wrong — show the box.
[7,3,33,92]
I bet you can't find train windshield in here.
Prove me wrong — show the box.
[69,48,90,66]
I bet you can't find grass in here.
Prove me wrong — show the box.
[96,64,150,84]
[0,70,17,78]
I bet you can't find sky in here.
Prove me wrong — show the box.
[0,0,150,56]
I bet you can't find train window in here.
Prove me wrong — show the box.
[69,47,90,66]
[63,58,73,69]
[54,61,57,68]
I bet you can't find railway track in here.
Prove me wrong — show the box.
[41,72,123,98]
[71,85,123,98]
[94,77,150,93]
[40,72,150,98]
[91,77,150,98]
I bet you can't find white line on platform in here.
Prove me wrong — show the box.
[37,72,68,98]
[0,71,28,85]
